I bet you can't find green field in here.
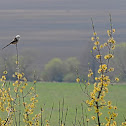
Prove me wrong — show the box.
[32,82,126,126]
[1,82,126,126]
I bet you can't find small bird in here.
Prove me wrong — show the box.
[2,35,20,50]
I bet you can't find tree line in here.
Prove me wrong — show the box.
[0,43,125,82]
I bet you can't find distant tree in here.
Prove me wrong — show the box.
[42,58,65,82]
[111,43,126,81]
[64,57,80,73]
[63,73,77,82]
[0,56,7,76]
[42,57,80,82]
[63,57,80,82]
[80,43,99,82]
[0,51,39,81]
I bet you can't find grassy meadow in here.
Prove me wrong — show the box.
[23,82,126,126]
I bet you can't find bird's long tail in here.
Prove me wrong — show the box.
[2,43,11,50]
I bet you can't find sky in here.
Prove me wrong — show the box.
[0,0,125,68]
[0,0,125,10]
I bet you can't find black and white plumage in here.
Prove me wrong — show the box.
[2,35,20,50]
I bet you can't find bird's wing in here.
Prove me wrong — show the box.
[10,38,18,44]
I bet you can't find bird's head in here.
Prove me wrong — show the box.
[16,35,20,40]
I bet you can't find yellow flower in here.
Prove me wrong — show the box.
[113,113,118,117]
[35,94,39,97]
[104,87,108,93]
[24,83,28,86]
[91,37,95,41]
[88,73,93,77]
[87,81,90,85]
[97,37,99,40]
[100,64,107,71]
[98,68,102,74]
[109,67,114,72]
[108,105,113,109]
[94,82,97,87]
[8,102,11,107]
[34,80,37,84]
[20,89,23,93]
[13,83,15,86]
[30,103,35,108]
[61,123,64,126]
[15,72,18,75]
[46,120,49,123]
[88,69,92,73]
[6,107,10,112]
[112,121,117,125]
[7,88,10,91]
[107,30,111,36]
[105,117,109,121]
[10,98,14,101]
[104,42,108,46]
[86,100,89,104]
[91,116,96,120]
[86,119,89,122]
[32,117,35,120]
[12,74,16,78]
[109,54,114,58]
[97,87,101,92]
[28,121,32,125]
[96,55,101,59]
[111,45,115,50]
[16,60,19,64]
[115,77,119,82]
[89,101,94,106]
[112,29,116,33]
[101,123,105,125]
[98,112,102,116]
[108,38,116,44]
[113,106,117,110]
[23,102,26,106]
[30,87,34,90]
[30,97,35,101]
[2,76,6,80]
[23,77,27,82]
[46,123,49,126]
[93,46,97,50]
[14,87,18,93]
[88,69,93,77]
[22,86,26,89]
[104,54,114,59]
[100,44,104,49]
[122,122,126,125]
[22,72,24,76]
[95,77,99,81]
[94,41,100,45]
[104,55,109,59]
[95,109,99,113]
[17,73,23,79]
[3,71,8,74]
[76,77,80,83]
[108,101,111,105]
[93,32,97,36]
[90,92,95,97]
[34,100,38,103]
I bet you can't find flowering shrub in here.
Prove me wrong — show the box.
[0,69,40,126]
[77,15,124,126]
[0,44,41,126]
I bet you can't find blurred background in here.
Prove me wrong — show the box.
[0,0,125,81]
